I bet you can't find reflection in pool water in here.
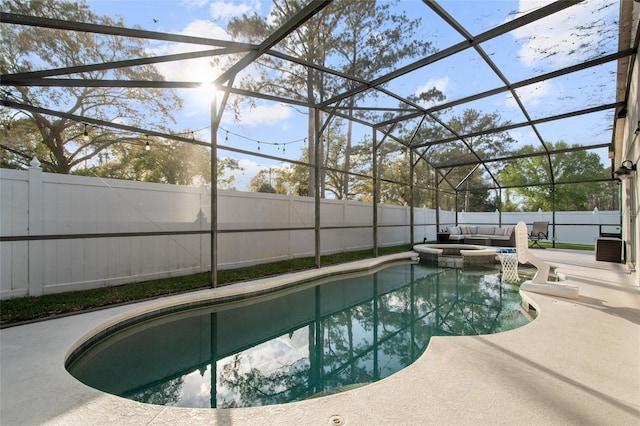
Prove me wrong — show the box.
[67,263,528,408]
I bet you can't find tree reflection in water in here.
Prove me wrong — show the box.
[75,264,527,409]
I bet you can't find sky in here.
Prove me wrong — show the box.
[83,0,620,189]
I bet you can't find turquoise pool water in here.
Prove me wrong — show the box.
[67,263,529,408]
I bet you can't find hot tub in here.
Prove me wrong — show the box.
[413,243,499,268]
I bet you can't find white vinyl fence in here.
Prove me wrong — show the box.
[0,164,620,299]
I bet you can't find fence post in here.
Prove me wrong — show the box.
[28,158,44,296]
[288,193,294,260]
[342,198,347,253]
[199,182,209,273]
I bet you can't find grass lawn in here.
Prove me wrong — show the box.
[533,242,594,250]
[0,245,412,326]
[0,242,593,326]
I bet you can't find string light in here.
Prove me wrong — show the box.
[62,120,306,154]
[217,126,305,153]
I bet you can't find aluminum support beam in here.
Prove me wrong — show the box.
[314,107,322,268]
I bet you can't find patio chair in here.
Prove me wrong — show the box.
[529,221,549,248]
[515,221,579,299]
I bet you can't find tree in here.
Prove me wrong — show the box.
[216,157,244,190]
[499,142,610,211]
[248,168,278,193]
[387,109,513,211]
[225,0,434,198]
[330,1,435,198]
[322,119,350,199]
[416,109,514,211]
[70,136,241,188]
[346,139,374,202]
[225,0,334,197]
[276,163,309,196]
[0,0,182,173]
[0,116,53,170]
[99,138,210,185]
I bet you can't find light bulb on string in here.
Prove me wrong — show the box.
[216,126,306,154]
[83,123,89,142]
[145,135,150,151]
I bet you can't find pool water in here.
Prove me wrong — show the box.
[67,263,529,409]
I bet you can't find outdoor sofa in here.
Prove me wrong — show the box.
[442,225,515,247]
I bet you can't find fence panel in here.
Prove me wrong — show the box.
[0,167,620,298]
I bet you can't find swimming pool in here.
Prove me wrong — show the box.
[66,263,529,409]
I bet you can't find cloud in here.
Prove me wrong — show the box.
[508,129,539,146]
[209,1,254,19]
[236,103,292,127]
[505,80,552,108]
[235,157,262,189]
[510,0,617,68]
[229,158,284,190]
[180,0,210,8]
[146,6,290,132]
[147,19,238,117]
[150,20,230,83]
[179,18,230,39]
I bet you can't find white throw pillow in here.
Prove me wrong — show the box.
[447,226,461,235]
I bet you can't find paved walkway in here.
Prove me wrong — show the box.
[1,250,639,425]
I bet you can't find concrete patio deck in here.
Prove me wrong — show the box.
[1,249,639,425]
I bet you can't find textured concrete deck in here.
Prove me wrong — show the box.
[1,250,639,425]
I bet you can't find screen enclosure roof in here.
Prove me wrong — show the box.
[1,0,638,191]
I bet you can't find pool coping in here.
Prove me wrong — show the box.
[1,249,639,425]
[64,252,418,366]
[412,242,498,256]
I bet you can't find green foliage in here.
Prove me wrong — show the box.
[71,138,240,187]
[275,164,309,196]
[0,245,411,326]
[257,182,276,193]
[429,110,514,212]
[499,142,613,211]
[403,109,515,211]
[0,118,54,170]
[533,242,594,250]
[94,138,208,185]
[249,168,280,193]
[247,107,515,209]
[0,0,182,174]
[0,272,212,325]
[226,0,436,198]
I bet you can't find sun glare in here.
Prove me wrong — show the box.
[200,82,221,101]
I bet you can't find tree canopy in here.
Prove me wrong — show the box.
[499,142,614,211]
[0,0,182,174]
[1,0,615,211]
[225,0,434,198]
